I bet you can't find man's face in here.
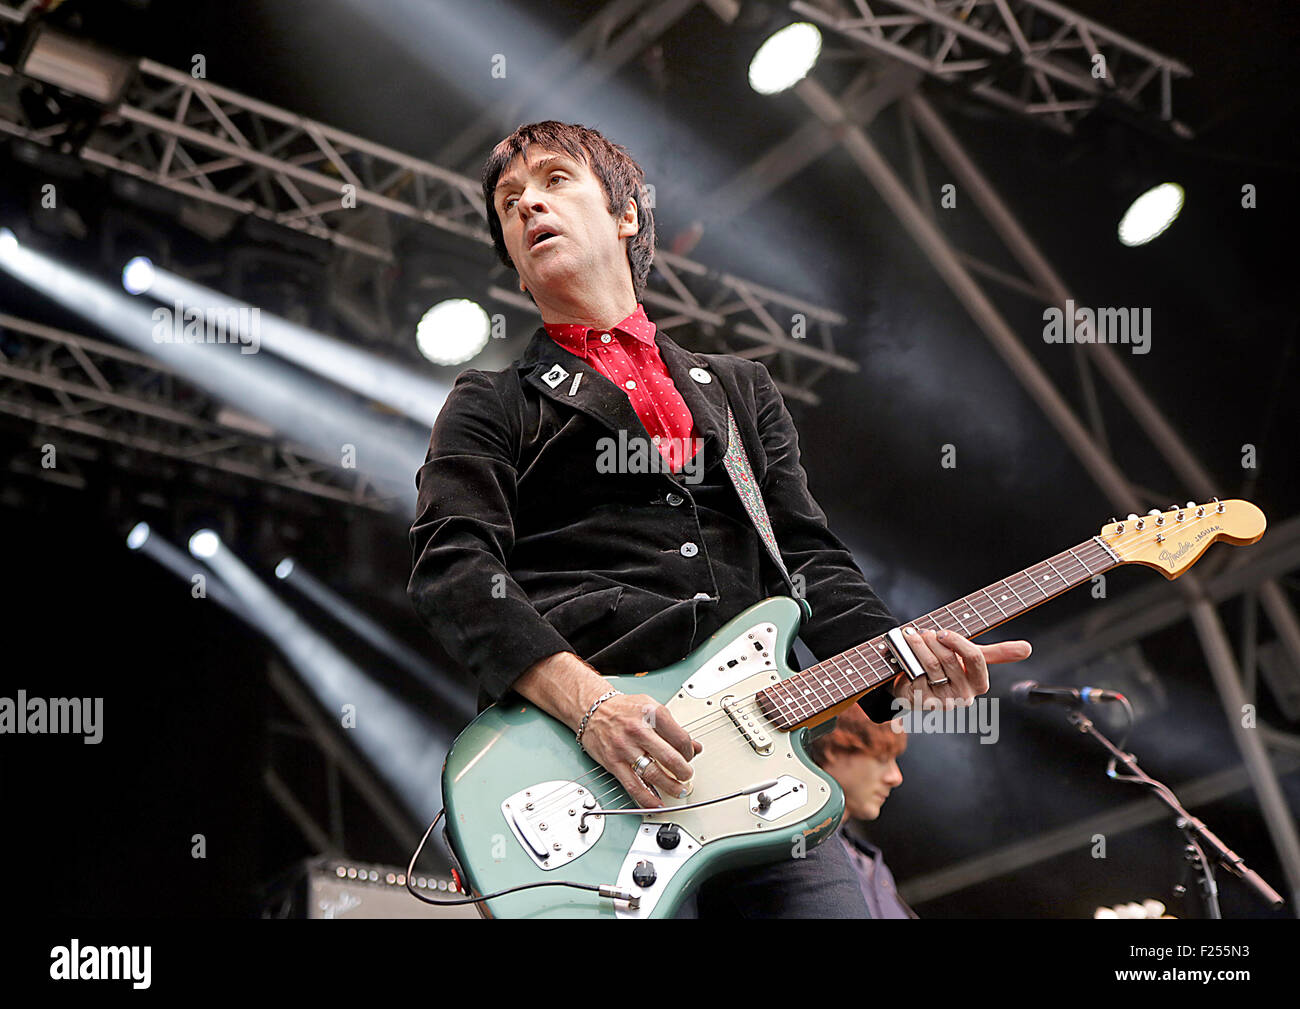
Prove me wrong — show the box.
[823,751,903,821]
[491,147,638,306]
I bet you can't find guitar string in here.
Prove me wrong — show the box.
[518,696,777,823]
[524,699,805,826]
[514,535,1120,817]
[512,525,1166,821]
[510,516,1214,822]
[516,536,1122,822]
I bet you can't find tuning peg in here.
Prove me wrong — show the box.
[1186,501,1196,508]
[1126,513,1139,522]
[1213,497,1225,513]
[1147,509,1161,516]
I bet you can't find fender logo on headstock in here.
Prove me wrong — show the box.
[1158,524,1221,569]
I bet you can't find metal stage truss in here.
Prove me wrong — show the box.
[792,0,1192,136]
[0,312,401,512]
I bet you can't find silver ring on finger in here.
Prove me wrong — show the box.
[632,754,653,778]
[927,676,950,686]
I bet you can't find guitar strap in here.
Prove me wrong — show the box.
[720,400,814,622]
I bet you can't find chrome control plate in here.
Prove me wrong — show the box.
[682,622,778,699]
[749,775,809,821]
[613,822,701,919]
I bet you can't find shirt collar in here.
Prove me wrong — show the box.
[841,818,882,857]
[544,303,657,357]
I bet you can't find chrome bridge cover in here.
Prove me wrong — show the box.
[501,780,605,871]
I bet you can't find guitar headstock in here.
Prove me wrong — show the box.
[1099,499,1266,579]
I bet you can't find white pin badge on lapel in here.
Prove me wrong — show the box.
[541,364,569,388]
[689,367,711,384]
[568,372,582,396]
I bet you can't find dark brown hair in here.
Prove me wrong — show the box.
[809,703,908,765]
[481,120,655,300]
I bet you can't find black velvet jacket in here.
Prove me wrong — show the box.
[407,325,899,722]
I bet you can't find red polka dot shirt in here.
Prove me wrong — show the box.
[544,303,700,471]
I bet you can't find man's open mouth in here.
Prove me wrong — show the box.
[530,231,560,250]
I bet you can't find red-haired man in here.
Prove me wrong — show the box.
[810,705,917,918]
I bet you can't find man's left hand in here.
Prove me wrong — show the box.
[889,627,1031,709]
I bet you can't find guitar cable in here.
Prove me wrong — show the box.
[405,779,777,909]
[404,807,640,909]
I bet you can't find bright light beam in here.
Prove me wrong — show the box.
[0,234,428,507]
[130,265,451,428]
[183,529,449,817]
[124,521,253,622]
[276,557,477,725]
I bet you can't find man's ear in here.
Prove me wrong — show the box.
[616,197,639,239]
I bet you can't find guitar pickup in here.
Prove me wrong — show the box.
[884,627,927,681]
[721,694,773,755]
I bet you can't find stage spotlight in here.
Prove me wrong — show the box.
[415,298,490,366]
[275,558,295,580]
[121,256,156,295]
[1118,182,1184,247]
[19,26,135,105]
[748,22,821,95]
[188,529,220,559]
[0,228,17,254]
[125,522,150,550]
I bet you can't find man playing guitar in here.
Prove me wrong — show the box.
[407,120,1032,917]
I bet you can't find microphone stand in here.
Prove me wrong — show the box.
[1064,705,1284,918]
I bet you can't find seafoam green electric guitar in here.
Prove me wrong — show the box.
[436,500,1264,918]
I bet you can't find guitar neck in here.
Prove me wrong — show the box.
[759,536,1121,729]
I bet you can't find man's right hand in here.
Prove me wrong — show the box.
[512,651,702,809]
[579,691,702,808]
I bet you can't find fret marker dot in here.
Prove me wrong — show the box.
[964,613,971,618]
[1001,595,1008,600]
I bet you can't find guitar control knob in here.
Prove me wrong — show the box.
[632,860,657,888]
[656,824,681,850]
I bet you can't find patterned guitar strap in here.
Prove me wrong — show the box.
[721,401,814,622]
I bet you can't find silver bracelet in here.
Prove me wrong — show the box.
[576,689,621,749]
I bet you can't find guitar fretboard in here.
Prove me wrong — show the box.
[757,536,1120,729]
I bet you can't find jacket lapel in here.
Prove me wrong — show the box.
[516,326,731,474]
[518,326,646,438]
[656,333,728,473]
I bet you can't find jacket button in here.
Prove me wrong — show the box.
[665,492,684,506]
[689,367,711,384]
[680,542,698,557]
